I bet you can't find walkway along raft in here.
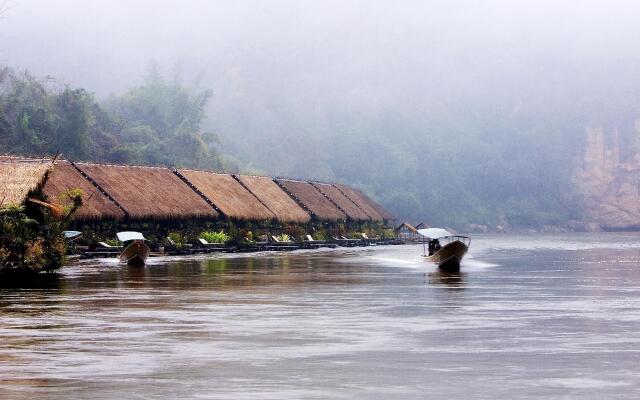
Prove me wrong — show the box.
[0,156,397,264]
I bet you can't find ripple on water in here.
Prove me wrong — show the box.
[2,234,640,399]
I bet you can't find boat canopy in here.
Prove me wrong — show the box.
[417,228,453,239]
[63,230,82,239]
[116,231,146,242]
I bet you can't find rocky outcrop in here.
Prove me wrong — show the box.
[574,123,640,230]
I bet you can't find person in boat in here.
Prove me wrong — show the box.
[428,239,441,256]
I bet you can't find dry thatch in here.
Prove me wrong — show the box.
[178,169,275,221]
[311,182,371,221]
[334,184,394,221]
[0,158,51,207]
[75,163,218,220]
[275,179,346,221]
[43,161,125,220]
[236,175,311,223]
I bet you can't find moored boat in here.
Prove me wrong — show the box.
[117,231,150,266]
[418,228,470,271]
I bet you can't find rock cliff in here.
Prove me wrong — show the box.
[574,123,640,230]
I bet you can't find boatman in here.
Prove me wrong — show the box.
[428,239,441,255]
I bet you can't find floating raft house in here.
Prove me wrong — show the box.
[275,179,347,221]
[235,175,311,223]
[311,182,371,221]
[333,184,391,221]
[44,161,126,220]
[74,163,218,220]
[0,156,394,224]
[0,158,50,206]
[177,169,275,221]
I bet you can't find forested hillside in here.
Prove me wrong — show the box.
[0,67,222,170]
[0,65,582,228]
[6,63,640,228]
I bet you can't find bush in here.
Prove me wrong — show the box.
[199,230,230,244]
[381,229,396,239]
[0,197,76,274]
[105,239,121,247]
[168,232,187,249]
[312,231,326,241]
[275,233,291,242]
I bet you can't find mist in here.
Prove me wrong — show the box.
[2,0,640,228]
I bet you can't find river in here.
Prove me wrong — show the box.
[1,233,640,399]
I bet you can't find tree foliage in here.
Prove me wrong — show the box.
[0,66,222,169]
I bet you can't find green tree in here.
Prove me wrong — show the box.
[105,68,222,169]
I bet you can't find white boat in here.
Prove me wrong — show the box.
[418,228,470,271]
[117,231,150,266]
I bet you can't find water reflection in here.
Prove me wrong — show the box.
[2,239,640,399]
[61,253,370,292]
[0,272,62,290]
[427,270,466,289]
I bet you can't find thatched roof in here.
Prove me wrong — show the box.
[311,182,371,221]
[43,161,125,220]
[334,184,394,221]
[235,175,311,223]
[0,158,51,207]
[394,222,418,233]
[178,169,275,221]
[75,163,218,220]
[0,155,46,162]
[275,179,346,221]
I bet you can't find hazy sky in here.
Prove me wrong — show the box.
[2,0,640,154]
[2,0,639,219]
[2,0,639,97]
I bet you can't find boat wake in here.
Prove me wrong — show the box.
[363,252,500,271]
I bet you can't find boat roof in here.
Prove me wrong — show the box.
[116,231,146,242]
[417,228,453,239]
[63,230,82,239]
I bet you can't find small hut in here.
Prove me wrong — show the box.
[177,169,275,221]
[75,163,218,220]
[275,179,346,221]
[235,175,311,223]
[394,222,421,242]
[310,182,371,221]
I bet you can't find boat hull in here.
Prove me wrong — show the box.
[423,240,468,271]
[119,240,150,266]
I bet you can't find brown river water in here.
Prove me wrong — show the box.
[1,233,640,399]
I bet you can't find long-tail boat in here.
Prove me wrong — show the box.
[117,231,150,266]
[418,228,470,271]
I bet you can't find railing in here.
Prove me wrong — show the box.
[421,235,470,256]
